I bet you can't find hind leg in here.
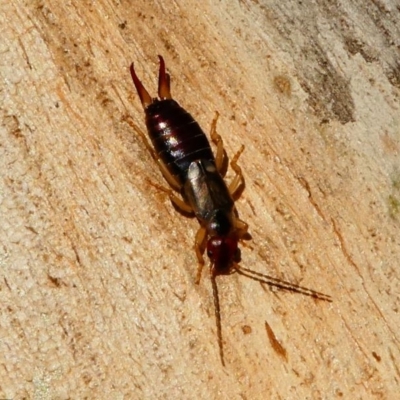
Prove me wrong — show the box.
[147,180,193,214]
[228,145,245,199]
[124,116,182,192]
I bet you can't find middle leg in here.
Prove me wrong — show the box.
[228,145,245,199]
[209,112,227,176]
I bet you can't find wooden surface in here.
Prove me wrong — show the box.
[1,1,399,399]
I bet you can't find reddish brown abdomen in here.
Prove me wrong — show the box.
[145,99,214,185]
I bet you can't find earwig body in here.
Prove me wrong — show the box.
[130,56,244,275]
[129,56,331,367]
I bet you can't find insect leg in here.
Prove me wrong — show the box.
[228,145,245,199]
[148,180,193,214]
[138,132,182,191]
[209,112,227,175]
[235,218,249,239]
[155,159,182,192]
[123,116,182,192]
[194,226,207,284]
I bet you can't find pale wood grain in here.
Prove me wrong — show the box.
[1,1,399,399]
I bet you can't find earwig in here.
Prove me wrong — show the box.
[129,56,331,366]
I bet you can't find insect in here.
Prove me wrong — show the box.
[129,56,331,366]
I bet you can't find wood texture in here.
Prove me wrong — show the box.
[1,1,399,398]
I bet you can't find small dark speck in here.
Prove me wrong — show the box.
[48,275,62,287]
[242,325,252,334]
[4,277,12,291]
[273,75,291,96]
[119,21,127,29]
[265,320,288,360]
[372,351,381,362]
[55,102,60,108]
[25,225,38,234]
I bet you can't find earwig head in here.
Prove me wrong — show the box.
[207,236,240,276]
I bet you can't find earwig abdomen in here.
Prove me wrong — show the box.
[145,99,215,185]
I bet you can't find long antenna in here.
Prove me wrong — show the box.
[235,266,332,302]
[211,270,225,366]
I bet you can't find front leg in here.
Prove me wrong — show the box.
[235,218,249,240]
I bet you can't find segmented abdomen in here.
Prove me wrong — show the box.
[145,99,215,185]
